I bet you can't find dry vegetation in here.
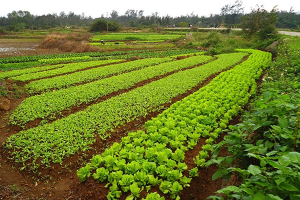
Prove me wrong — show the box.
[38,32,99,53]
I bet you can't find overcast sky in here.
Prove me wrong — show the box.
[0,0,299,18]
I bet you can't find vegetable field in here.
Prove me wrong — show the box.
[0,46,273,199]
[91,33,182,42]
[89,33,182,49]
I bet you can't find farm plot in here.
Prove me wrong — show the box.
[0,51,126,71]
[3,52,247,174]
[9,59,125,81]
[0,47,273,200]
[91,33,182,42]
[90,33,182,49]
[21,51,204,95]
[0,48,199,71]
[24,57,173,94]
[10,54,214,125]
[77,49,271,200]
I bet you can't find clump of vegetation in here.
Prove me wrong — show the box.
[241,5,279,41]
[0,80,24,99]
[38,32,99,53]
[188,31,254,55]
[202,32,221,48]
[0,27,6,34]
[0,85,8,97]
[89,19,121,32]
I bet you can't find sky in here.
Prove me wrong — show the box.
[0,0,299,18]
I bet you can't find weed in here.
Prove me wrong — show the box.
[0,86,8,97]
[11,184,19,193]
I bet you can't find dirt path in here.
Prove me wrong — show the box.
[278,31,300,36]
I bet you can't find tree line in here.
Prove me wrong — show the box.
[0,1,299,32]
[0,11,93,31]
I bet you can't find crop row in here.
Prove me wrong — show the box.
[0,61,40,72]
[0,48,199,71]
[91,33,182,42]
[132,40,166,43]
[25,57,174,94]
[38,56,91,64]
[10,59,125,82]
[76,49,272,199]
[1,57,124,79]
[207,38,300,200]
[10,54,215,125]
[3,52,247,172]
[0,62,74,80]
[113,49,201,60]
[90,42,126,46]
[0,49,139,64]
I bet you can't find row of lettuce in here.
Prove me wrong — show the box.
[0,48,198,71]
[3,52,246,173]
[1,52,202,93]
[207,37,300,200]
[91,33,182,42]
[90,40,166,46]
[10,59,126,82]
[76,49,271,200]
[9,55,214,125]
[1,57,173,91]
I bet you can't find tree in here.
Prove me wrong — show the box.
[110,10,118,20]
[138,10,144,18]
[178,22,188,27]
[220,0,244,26]
[240,5,278,40]
[125,9,138,18]
[277,8,299,29]
[89,19,121,32]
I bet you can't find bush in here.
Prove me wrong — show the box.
[0,27,6,34]
[240,5,278,40]
[89,19,121,32]
[202,32,221,47]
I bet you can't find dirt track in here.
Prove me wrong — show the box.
[278,31,300,36]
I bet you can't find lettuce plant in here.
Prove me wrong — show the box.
[189,167,199,178]
[119,174,134,192]
[142,192,165,200]
[169,181,183,199]
[77,164,91,182]
[93,167,109,182]
[159,180,171,194]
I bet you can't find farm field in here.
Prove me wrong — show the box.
[89,33,181,50]
[0,32,298,200]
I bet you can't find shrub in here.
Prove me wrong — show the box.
[89,19,121,32]
[240,5,278,40]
